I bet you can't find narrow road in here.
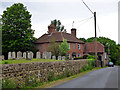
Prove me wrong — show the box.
[53,66,119,88]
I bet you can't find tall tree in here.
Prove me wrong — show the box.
[59,39,70,56]
[50,19,67,32]
[79,38,86,42]
[48,39,60,59]
[86,37,118,64]
[2,3,36,59]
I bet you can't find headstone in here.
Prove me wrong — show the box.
[28,51,33,59]
[31,52,34,59]
[1,55,4,60]
[23,52,26,59]
[36,52,41,59]
[52,56,56,60]
[17,51,22,60]
[58,56,61,60]
[42,51,47,59]
[12,52,16,59]
[47,52,51,59]
[62,56,66,60]
[8,52,12,59]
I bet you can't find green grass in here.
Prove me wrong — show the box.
[1,59,65,64]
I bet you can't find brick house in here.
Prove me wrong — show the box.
[35,24,84,59]
[83,42,106,66]
[35,24,106,63]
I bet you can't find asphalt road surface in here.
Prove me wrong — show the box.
[53,66,119,88]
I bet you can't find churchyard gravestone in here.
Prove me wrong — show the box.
[36,52,41,59]
[62,56,65,60]
[42,51,47,59]
[27,51,33,60]
[47,52,51,59]
[23,52,26,59]
[31,52,33,59]
[58,56,61,60]
[52,56,56,60]
[12,52,16,59]
[17,51,22,60]
[8,52,12,59]
[1,55,4,60]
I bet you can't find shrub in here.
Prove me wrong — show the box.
[74,57,83,60]
[4,61,8,64]
[48,71,55,81]
[2,79,16,88]
[87,55,95,60]
[66,69,71,77]
[25,75,39,87]
[82,65,88,71]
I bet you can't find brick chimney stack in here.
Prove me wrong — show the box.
[48,24,56,35]
[71,28,76,37]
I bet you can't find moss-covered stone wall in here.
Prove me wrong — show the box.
[2,60,88,84]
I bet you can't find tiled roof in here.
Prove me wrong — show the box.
[35,32,84,44]
[84,42,105,53]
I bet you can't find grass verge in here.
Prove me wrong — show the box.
[1,59,65,64]
[36,66,107,88]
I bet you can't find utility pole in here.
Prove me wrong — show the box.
[94,12,98,67]
[108,45,110,63]
[81,0,98,67]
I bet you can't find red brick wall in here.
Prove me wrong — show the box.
[35,43,50,53]
[35,42,84,59]
[68,43,83,59]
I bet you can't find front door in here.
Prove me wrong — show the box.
[72,52,76,60]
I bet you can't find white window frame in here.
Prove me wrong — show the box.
[73,44,75,49]
[78,44,81,49]
[69,43,70,49]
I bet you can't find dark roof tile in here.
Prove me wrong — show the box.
[35,32,84,43]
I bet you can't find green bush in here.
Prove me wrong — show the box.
[66,70,71,77]
[25,75,39,87]
[74,57,83,60]
[4,61,8,64]
[2,79,16,88]
[87,55,95,60]
[115,59,120,65]
[48,71,55,81]
[82,65,88,71]
[88,60,95,70]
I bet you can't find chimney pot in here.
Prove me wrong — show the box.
[71,28,76,37]
[48,24,56,34]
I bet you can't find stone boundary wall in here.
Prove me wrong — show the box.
[2,60,88,84]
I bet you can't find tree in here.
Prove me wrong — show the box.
[79,38,86,42]
[50,19,67,32]
[48,39,60,59]
[86,37,118,64]
[2,3,37,59]
[59,39,70,56]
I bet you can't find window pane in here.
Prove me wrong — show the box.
[73,44,75,49]
[78,44,80,49]
[78,53,81,57]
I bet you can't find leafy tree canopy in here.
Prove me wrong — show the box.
[79,36,119,64]
[48,38,60,58]
[2,3,37,59]
[59,39,70,56]
[50,19,67,32]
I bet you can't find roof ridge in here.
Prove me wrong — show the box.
[61,32,64,40]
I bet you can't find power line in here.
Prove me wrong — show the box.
[76,16,93,28]
[81,0,94,14]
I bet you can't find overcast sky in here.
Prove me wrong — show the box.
[0,0,119,44]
